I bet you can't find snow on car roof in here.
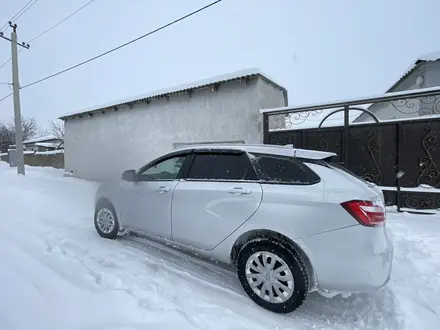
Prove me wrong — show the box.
[175,143,336,160]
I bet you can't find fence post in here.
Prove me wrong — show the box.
[263,113,269,144]
[396,122,403,211]
[396,171,405,212]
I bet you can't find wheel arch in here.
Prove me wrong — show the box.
[230,229,316,287]
[95,196,124,229]
[95,196,112,209]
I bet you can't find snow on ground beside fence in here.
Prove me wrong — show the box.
[0,161,439,329]
[36,149,64,155]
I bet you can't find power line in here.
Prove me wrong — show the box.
[20,0,223,89]
[0,0,222,104]
[0,0,33,31]
[28,0,96,43]
[0,92,12,102]
[10,0,39,23]
[0,59,11,70]
[0,0,38,32]
[0,0,97,72]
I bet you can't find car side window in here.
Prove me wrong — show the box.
[249,153,320,185]
[187,153,257,181]
[138,156,186,181]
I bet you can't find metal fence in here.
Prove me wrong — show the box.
[262,87,440,210]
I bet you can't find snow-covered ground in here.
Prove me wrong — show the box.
[1,162,439,330]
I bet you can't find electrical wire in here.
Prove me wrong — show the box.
[0,60,12,71]
[0,92,12,102]
[20,0,223,89]
[0,0,33,31]
[0,0,97,72]
[0,0,222,104]
[10,0,39,23]
[0,0,38,32]
[28,0,96,44]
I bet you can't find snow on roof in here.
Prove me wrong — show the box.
[23,135,58,144]
[35,142,60,148]
[387,51,440,92]
[59,68,286,119]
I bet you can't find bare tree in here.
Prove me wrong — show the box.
[0,121,12,152]
[19,117,39,142]
[0,116,40,152]
[48,120,65,142]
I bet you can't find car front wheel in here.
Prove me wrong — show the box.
[237,239,309,314]
[94,200,120,239]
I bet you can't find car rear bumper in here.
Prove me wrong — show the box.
[299,224,393,293]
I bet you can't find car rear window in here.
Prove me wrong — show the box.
[249,153,320,185]
[326,161,372,185]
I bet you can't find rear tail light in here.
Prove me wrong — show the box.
[340,200,385,227]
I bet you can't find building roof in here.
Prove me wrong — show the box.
[59,68,287,120]
[386,51,440,92]
[23,135,58,144]
[352,51,440,122]
[35,142,61,148]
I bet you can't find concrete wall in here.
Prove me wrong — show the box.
[355,61,440,122]
[64,77,286,181]
[24,152,64,169]
[0,152,64,169]
[257,78,288,129]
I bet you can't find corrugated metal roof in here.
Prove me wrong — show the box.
[386,51,440,92]
[59,68,286,120]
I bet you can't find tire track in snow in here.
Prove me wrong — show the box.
[0,168,416,330]
[0,220,224,330]
[3,210,400,330]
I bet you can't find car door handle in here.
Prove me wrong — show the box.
[157,186,170,193]
[227,187,252,195]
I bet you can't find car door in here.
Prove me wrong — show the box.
[121,153,189,239]
[171,149,263,250]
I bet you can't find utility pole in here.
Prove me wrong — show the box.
[0,22,30,175]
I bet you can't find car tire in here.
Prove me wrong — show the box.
[237,238,309,314]
[94,200,120,239]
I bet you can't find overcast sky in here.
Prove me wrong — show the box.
[0,0,439,130]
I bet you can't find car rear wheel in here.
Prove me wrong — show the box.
[237,239,309,314]
[94,200,120,239]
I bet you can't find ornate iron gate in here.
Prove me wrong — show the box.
[262,88,440,210]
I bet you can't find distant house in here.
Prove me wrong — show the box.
[354,51,440,123]
[59,68,288,181]
[9,135,63,152]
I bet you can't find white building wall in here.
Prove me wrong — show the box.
[355,61,440,122]
[64,78,285,181]
[257,78,288,130]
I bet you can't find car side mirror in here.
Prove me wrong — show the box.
[122,169,136,182]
